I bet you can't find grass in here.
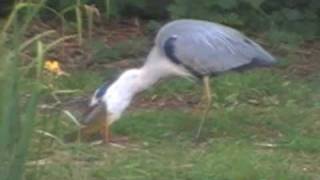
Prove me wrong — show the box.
[26,135,318,180]
[87,36,150,63]
[24,56,320,180]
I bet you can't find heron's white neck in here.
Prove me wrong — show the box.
[103,66,165,119]
[103,47,191,120]
[118,65,166,97]
[104,54,161,118]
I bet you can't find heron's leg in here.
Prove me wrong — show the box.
[100,119,112,143]
[101,119,129,144]
[196,76,212,139]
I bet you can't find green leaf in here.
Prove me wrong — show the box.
[215,0,238,10]
[242,0,264,9]
[282,8,304,21]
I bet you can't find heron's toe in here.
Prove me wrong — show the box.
[109,136,129,144]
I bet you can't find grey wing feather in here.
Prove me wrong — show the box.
[156,20,276,75]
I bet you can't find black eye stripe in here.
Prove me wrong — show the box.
[96,83,109,99]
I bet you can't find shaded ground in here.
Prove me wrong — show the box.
[286,41,320,77]
[24,19,146,69]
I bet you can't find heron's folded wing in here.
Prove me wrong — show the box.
[173,30,274,75]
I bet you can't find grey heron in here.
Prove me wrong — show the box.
[83,19,276,143]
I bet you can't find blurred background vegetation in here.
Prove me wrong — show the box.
[48,0,319,36]
[1,0,319,36]
[0,0,320,180]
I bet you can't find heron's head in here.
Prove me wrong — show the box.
[83,69,143,125]
[82,82,111,125]
[90,82,109,107]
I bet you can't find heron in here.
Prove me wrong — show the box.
[83,19,276,143]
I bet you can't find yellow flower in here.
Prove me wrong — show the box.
[44,60,68,76]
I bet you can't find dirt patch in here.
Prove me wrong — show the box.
[23,19,145,70]
[284,41,320,77]
[62,92,200,120]
[132,93,199,110]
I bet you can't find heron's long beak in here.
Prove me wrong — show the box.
[82,102,107,125]
[64,102,108,142]
[81,103,119,143]
[82,102,120,143]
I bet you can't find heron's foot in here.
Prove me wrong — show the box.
[101,135,129,145]
[110,136,129,144]
[191,102,208,115]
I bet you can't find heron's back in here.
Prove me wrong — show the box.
[156,19,242,46]
[153,19,276,76]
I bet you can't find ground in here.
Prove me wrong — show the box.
[23,20,320,180]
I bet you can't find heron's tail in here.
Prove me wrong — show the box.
[253,42,277,66]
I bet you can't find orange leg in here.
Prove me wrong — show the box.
[99,119,129,144]
[100,122,112,143]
